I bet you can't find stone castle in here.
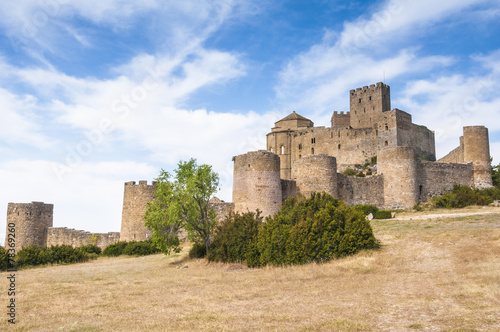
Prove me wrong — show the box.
[5,82,493,252]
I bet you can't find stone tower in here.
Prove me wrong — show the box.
[5,202,53,253]
[267,111,314,179]
[349,82,391,129]
[292,154,338,198]
[463,126,493,189]
[378,146,419,209]
[232,150,282,218]
[120,181,155,242]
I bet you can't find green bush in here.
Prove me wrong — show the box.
[208,211,263,264]
[353,204,379,216]
[0,246,10,271]
[15,246,47,267]
[102,241,129,257]
[493,163,499,188]
[254,193,379,267]
[15,245,89,268]
[189,242,207,259]
[374,210,392,219]
[123,241,159,256]
[342,168,357,176]
[78,244,102,255]
[433,184,500,208]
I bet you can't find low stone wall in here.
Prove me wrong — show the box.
[418,161,473,201]
[338,174,384,207]
[46,227,120,249]
[209,199,235,222]
[281,179,297,202]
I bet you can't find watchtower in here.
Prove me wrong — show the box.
[463,126,493,188]
[349,82,391,129]
[292,154,338,198]
[5,202,53,253]
[120,181,155,242]
[232,150,282,218]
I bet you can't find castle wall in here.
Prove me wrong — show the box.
[418,161,473,201]
[438,137,464,163]
[46,228,120,249]
[209,199,235,222]
[120,180,155,242]
[337,174,384,207]
[463,126,493,188]
[5,202,53,253]
[281,179,297,202]
[233,150,282,218]
[292,154,338,198]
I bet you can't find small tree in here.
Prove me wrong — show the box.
[492,162,499,189]
[145,159,220,256]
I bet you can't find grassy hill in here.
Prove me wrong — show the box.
[2,208,500,331]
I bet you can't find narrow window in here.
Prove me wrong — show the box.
[385,124,388,130]
[281,145,285,155]
[359,98,362,103]
[299,155,302,159]
[369,96,372,101]
[338,144,341,150]
[384,141,388,146]
[298,144,302,150]
[311,138,315,144]
[311,148,315,155]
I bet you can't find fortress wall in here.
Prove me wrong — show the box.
[418,161,473,201]
[266,131,292,179]
[281,179,297,202]
[438,138,464,163]
[287,126,378,172]
[209,200,234,222]
[463,126,493,188]
[292,155,337,198]
[46,228,120,249]
[337,174,384,207]
[233,151,282,218]
[5,202,53,253]
[398,123,436,161]
[120,180,155,242]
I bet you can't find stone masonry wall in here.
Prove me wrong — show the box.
[5,202,53,253]
[418,161,473,201]
[292,154,337,198]
[46,228,120,249]
[337,174,384,207]
[281,179,297,202]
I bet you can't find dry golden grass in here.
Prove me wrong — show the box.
[1,209,500,331]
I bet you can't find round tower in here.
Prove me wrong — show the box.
[378,147,418,209]
[463,126,493,189]
[5,202,53,253]
[120,181,155,242]
[232,150,282,218]
[292,154,338,198]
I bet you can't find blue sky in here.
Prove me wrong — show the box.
[1,0,500,243]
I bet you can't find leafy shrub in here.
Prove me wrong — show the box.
[189,242,207,259]
[342,168,357,176]
[493,163,499,188]
[254,193,379,267]
[78,244,102,255]
[15,246,47,267]
[15,245,89,268]
[0,246,10,271]
[433,184,500,208]
[208,211,263,263]
[413,205,423,212]
[123,240,159,256]
[370,156,377,165]
[374,210,392,219]
[356,172,365,177]
[353,204,379,216]
[102,241,128,257]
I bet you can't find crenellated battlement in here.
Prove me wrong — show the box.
[125,180,157,187]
